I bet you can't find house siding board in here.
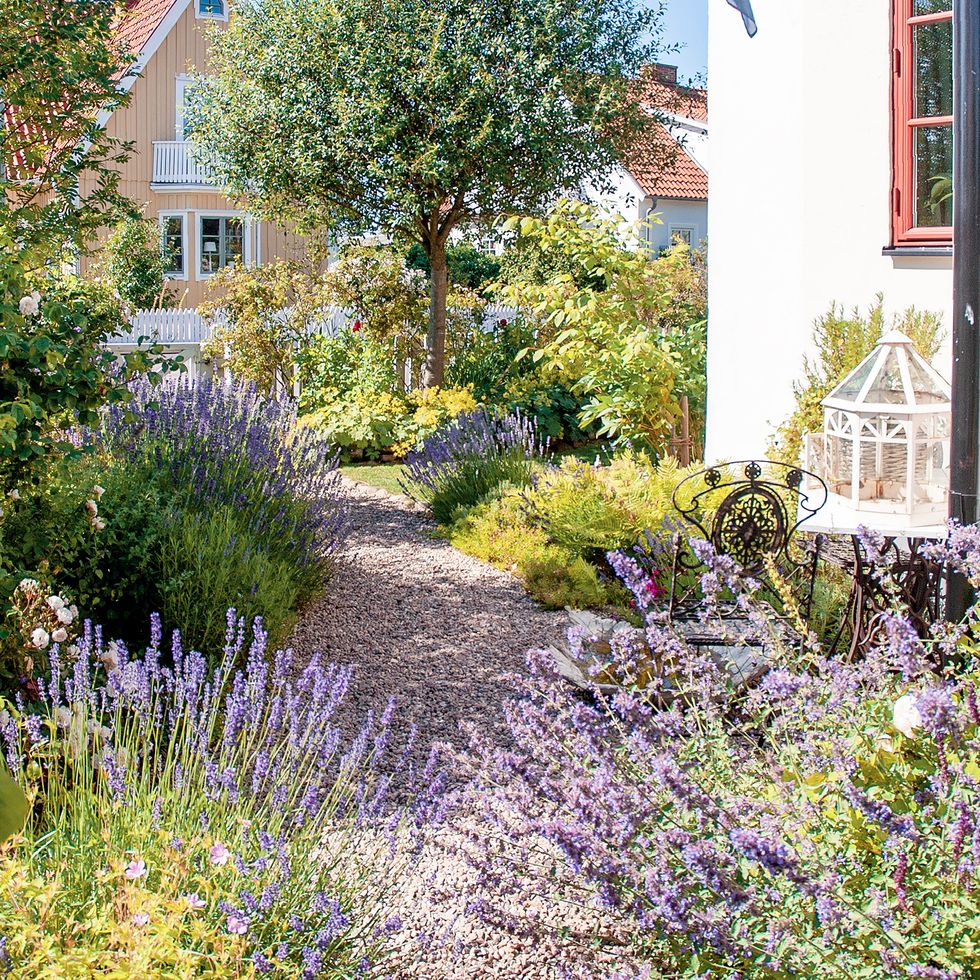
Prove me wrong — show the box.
[705,0,954,462]
[78,0,309,309]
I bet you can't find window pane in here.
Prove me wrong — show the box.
[162,217,183,275]
[223,218,244,268]
[914,125,953,227]
[913,0,952,14]
[200,0,224,13]
[914,19,953,118]
[201,217,222,274]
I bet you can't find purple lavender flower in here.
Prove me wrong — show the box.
[401,408,546,523]
[916,686,960,737]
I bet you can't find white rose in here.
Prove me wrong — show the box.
[893,693,922,739]
[92,517,106,532]
[46,595,65,611]
[30,627,49,649]
[101,641,120,670]
[18,295,39,317]
[7,489,20,501]
[85,499,98,516]
[57,606,73,625]
[92,485,105,500]
[18,578,38,591]
[52,627,68,644]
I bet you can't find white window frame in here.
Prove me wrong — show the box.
[159,211,189,280]
[175,75,197,140]
[195,0,228,22]
[195,211,253,280]
[668,224,697,247]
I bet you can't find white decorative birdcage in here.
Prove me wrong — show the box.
[803,331,951,529]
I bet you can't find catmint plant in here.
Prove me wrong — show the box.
[459,528,980,978]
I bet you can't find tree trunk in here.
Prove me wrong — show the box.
[423,238,448,387]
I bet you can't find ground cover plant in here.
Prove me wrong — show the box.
[0,614,431,976]
[461,527,980,978]
[439,452,704,610]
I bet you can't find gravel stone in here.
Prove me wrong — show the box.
[290,476,566,773]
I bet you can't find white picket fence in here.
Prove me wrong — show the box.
[104,304,521,390]
[107,305,520,348]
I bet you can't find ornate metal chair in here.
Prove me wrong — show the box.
[661,460,828,648]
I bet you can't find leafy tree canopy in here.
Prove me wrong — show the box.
[0,0,135,265]
[191,0,668,384]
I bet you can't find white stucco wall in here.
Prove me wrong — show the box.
[706,0,954,462]
[647,198,708,252]
[589,166,708,253]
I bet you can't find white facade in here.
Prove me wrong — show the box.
[706,0,954,462]
[595,165,708,253]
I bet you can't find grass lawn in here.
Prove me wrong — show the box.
[342,462,407,496]
[341,442,614,497]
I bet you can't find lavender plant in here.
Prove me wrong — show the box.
[401,408,545,524]
[102,379,349,652]
[0,612,438,976]
[462,529,980,979]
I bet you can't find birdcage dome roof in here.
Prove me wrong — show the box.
[823,330,951,415]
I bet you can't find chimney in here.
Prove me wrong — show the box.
[641,63,678,86]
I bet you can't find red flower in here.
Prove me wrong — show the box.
[498,318,508,327]
[352,320,362,333]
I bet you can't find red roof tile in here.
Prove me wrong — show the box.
[116,0,182,59]
[625,122,708,201]
[623,65,708,201]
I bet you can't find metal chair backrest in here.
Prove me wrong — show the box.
[672,460,827,576]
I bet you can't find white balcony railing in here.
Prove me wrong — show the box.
[152,141,214,186]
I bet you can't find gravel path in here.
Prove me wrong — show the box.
[290,479,637,979]
[290,476,566,776]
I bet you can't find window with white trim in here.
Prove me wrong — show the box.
[199,215,244,276]
[196,0,227,20]
[175,75,199,139]
[160,214,187,279]
[668,224,696,246]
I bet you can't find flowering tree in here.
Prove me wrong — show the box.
[190,0,668,386]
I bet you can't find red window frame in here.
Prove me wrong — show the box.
[891,1,954,246]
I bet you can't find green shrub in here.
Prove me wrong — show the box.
[1,453,169,641]
[405,240,501,290]
[401,409,544,524]
[494,201,708,452]
[773,294,945,463]
[300,386,479,460]
[527,453,700,560]
[447,492,612,609]
[158,508,305,654]
[101,215,174,310]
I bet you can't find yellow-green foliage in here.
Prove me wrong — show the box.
[448,453,704,610]
[773,295,945,464]
[300,385,478,459]
[448,492,610,609]
[527,453,703,557]
[0,839,263,977]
